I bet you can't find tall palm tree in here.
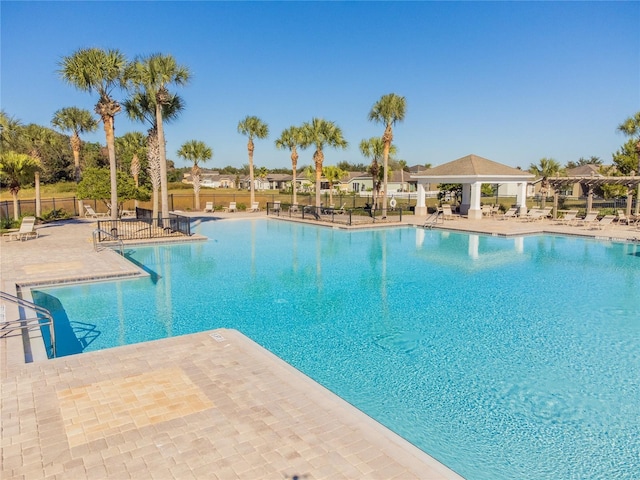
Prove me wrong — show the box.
[275,126,303,205]
[124,90,184,219]
[529,157,562,207]
[300,118,348,208]
[368,93,406,217]
[237,116,269,206]
[51,107,98,183]
[59,48,128,219]
[0,151,41,220]
[177,140,213,211]
[398,159,408,192]
[617,111,640,215]
[360,137,397,210]
[127,54,190,220]
[322,165,347,207]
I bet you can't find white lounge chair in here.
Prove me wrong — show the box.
[223,202,237,213]
[590,215,616,230]
[498,207,518,220]
[204,202,214,212]
[272,201,281,213]
[555,209,579,225]
[84,205,108,218]
[575,211,599,227]
[616,210,631,225]
[248,202,260,212]
[3,216,39,241]
[440,204,454,220]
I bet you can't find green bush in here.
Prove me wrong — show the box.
[40,208,72,222]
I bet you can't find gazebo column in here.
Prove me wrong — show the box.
[516,182,528,216]
[461,182,482,220]
[415,182,427,216]
[626,187,633,218]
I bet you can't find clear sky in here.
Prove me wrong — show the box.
[1,1,639,170]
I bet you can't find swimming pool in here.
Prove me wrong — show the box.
[33,219,640,479]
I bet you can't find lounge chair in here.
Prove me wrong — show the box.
[521,207,551,222]
[575,211,599,227]
[3,216,39,241]
[247,202,260,212]
[223,202,237,213]
[204,202,214,212]
[590,214,616,230]
[616,210,631,225]
[289,204,299,213]
[498,207,518,220]
[555,209,579,225]
[440,204,454,220]
[84,205,108,218]
[272,201,281,214]
[482,205,492,216]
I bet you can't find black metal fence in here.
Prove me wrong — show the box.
[266,202,404,226]
[95,209,191,242]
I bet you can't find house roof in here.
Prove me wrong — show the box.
[566,164,603,177]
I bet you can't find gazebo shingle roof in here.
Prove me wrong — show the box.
[416,154,529,177]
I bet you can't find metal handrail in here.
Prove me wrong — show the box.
[0,291,56,358]
[93,228,124,255]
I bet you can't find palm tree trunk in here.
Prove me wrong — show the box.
[314,150,323,208]
[248,139,255,206]
[156,103,170,221]
[11,191,19,221]
[382,142,390,218]
[292,150,298,206]
[35,172,41,218]
[104,117,118,220]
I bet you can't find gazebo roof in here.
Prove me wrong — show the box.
[411,154,534,182]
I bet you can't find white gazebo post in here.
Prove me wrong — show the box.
[415,182,427,216]
[466,182,482,220]
[516,182,528,216]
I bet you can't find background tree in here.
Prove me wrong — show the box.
[116,132,147,208]
[124,90,184,219]
[177,140,212,211]
[368,93,406,217]
[616,111,640,215]
[59,48,128,219]
[529,157,562,207]
[322,165,347,207]
[127,54,190,220]
[77,167,150,214]
[51,107,98,182]
[0,151,41,220]
[360,137,396,210]
[0,111,23,151]
[275,126,303,205]
[566,156,602,169]
[397,159,408,192]
[300,118,348,208]
[237,116,269,206]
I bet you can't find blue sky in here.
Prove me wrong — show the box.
[1,1,638,170]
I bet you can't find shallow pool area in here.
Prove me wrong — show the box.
[33,219,640,479]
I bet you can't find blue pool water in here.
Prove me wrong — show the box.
[33,219,640,479]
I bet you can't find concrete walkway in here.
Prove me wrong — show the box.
[1,212,638,479]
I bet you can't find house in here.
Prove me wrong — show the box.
[183,170,237,189]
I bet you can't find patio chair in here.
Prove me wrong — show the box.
[575,211,599,227]
[289,204,299,213]
[498,207,518,220]
[223,202,237,213]
[84,205,108,218]
[441,204,454,220]
[555,209,579,225]
[272,201,281,213]
[3,216,39,241]
[590,214,616,230]
[204,202,214,212]
[248,202,261,212]
[519,209,544,222]
[616,210,631,225]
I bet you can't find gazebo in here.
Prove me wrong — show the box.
[411,154,534,219]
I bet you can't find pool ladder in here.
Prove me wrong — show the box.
[423,211,443,229]
[93,228,124,255]
[0,291,56,359]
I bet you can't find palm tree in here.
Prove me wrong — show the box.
[124,90,184,219]
[322,165,347,207]
[617,112,640,215]
[128,54,190,220]
[51,107,98,182]
[529,157,562,207]
[59,48,128,219]
[360,137,397,210]
[300,118,348,208]
[398,159,408,192]
[275,126,303,205]
[237,116,269,206]
[177,140,213,211]
[368,93,406,217]
[0,151,41,220]
[0,111,23,151]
